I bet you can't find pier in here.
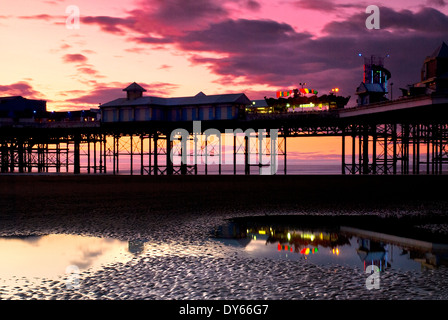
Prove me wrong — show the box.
[0,92,447,176]
[2,42,448,176]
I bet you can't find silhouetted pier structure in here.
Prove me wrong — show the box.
[1,42,447,175]
[0,92,447,176]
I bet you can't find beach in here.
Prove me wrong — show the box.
[1,174,448,300]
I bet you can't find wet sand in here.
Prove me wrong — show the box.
[2,174,448,217]
[1,174,448,300]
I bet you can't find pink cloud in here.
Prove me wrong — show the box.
[18,14,55,21]
[63,54,88,64]
[0,81,46,99]
[293,0,364,12]
[77,66,102,76]
[65,81,180,106]
[158,64,172,70]
[82,0,230,39]
[82,16,135,35]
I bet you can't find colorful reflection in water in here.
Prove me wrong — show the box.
[213,219,448,272]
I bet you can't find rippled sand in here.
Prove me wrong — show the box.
[1,175,448,300]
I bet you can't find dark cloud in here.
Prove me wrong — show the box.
[66,82,180,106]
[323,6,448,35]
[63,54,88,64]
[293,0,365,12]
[294,0,340,12]
[131,36,174,44]
[62,54,105,80]
[66,85,125,105]
[317,7,448,97]
[174,7,448,101]
[58,3,448,103]
[382,7,448,33]
[0,81,46,99]
[180,19,311,54]
[129,0,228,34]
[82,16,135,35]
[83,0,229,38]
[245,0,261,11]
[178,19,355,90]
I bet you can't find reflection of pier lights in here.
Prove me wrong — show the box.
[356,238,389,272]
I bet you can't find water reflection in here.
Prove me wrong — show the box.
[212,217,448,272]
[0,234,147,283]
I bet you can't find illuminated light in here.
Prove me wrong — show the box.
[320,233,323,240]
[290,247,293,252]
[276,90,294,98]
[287,233,291,241]
[363,64,366,83]
[300,248,310,255]
[278,243,282,251]
[314,248,318,253]
[336,248,339,255]
[298,103,315,109]
[299,88,318,95]
[258,230,266,235]
[301,233,316,240]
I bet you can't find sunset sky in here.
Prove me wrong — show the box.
[1,0,447,112]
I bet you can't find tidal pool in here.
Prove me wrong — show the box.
[0,233,142,286]
[212,216,448,273]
